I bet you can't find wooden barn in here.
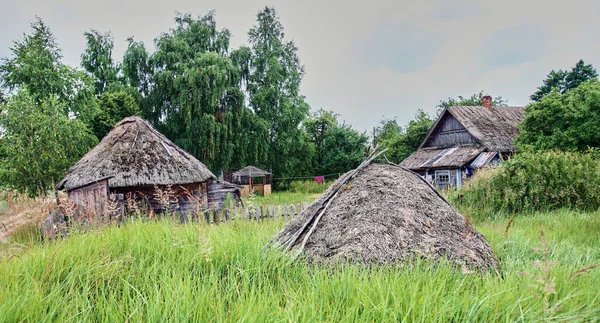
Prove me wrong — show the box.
[226,166,272,197]
[56,116,240,215]
[400,96,525,189]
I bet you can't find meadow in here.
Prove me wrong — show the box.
[1,200,599,322]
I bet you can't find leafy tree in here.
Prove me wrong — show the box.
[247,7,311,178]
[530,70,567,102]
[321,125,368,175]
[396,110,434,159]
[304,109,338,173]
[91,90,141,139]
[517,80,600,152]
[530,60,598,102]
[143,12,264,173]
[0,89,97,196]
[0,18,98,196]
[122,37,152,99]
[438,91,507,112]
[372,117,402,147]
[81,30,120,95]
[0,17,96,121]
[565,60,598,91]
[374,110,434,163]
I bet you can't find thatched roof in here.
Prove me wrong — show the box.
[400,146,484,170]
[232,165,271,178]
[444,106,525,152]
[57,116,215,191]
[272,163,498,270]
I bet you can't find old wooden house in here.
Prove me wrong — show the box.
[400,96,525,189]
[56,116,239,215]
[226,165,272,197]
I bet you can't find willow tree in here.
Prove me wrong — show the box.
[247,7,312,179]
[146,12,265,173]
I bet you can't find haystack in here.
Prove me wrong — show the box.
[272,160,498,270]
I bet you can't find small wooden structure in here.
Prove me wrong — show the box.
[401,97,525,190]
[56,116,239,216]
[227,166,272,197]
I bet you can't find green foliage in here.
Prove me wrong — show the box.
[321,125,368,175]
[374,110,434,163]
[122,37,152,97]
[1,211,600,321]
[287,180,332,194]
[0,18,98,196]
[531,60,598,102]
[138,12,267,173]
[247,7,312,179]
[81,30,120,95]
[304,109,338,173]
[91,90,141,139]
[0,90,97,196]
[0,18,97,122]
[450,151,600,217]
[517,80,600,152]
[437,91,507,112]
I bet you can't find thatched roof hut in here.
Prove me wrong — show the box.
[57,116,215,191]
[56,116,224,215]
[272,163,498,270]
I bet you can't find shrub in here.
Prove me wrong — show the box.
[286,180,332,194]
[450,151,600,217]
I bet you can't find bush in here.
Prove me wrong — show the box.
[286,180,332,194]
[450,151,600,217]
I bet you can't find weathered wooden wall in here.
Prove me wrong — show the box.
[424,113,478,148]
[113,182,208,215]
[207,181,241,209]
[68,179,110,213]
[240,184,272,197]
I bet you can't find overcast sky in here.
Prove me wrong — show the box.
[2,0,599,132]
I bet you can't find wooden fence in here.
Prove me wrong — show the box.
[180,203,310,224]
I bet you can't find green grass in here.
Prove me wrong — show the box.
[1,210,599,322]
[243,191,321,207]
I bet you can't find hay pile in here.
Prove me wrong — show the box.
[272,163,498,270]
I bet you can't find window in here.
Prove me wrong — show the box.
[435,170,451,185]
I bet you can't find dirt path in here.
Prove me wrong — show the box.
[0,203,42,241]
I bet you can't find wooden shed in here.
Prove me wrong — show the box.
[227,166,272,197]
[56,116,236,215]
[400,97,525,189]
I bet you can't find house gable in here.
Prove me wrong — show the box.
[422,111,478,148]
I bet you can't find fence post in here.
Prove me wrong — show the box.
[224,209,229,222]
[272,205,276,220]
[204,211,210,224]
[180,212,189,224]
[255,207,260,222]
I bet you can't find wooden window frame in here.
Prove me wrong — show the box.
[435,170,451,185]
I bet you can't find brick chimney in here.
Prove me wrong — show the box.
[481,95,493,111]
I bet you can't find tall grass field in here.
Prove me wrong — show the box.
[1,210,599,322]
